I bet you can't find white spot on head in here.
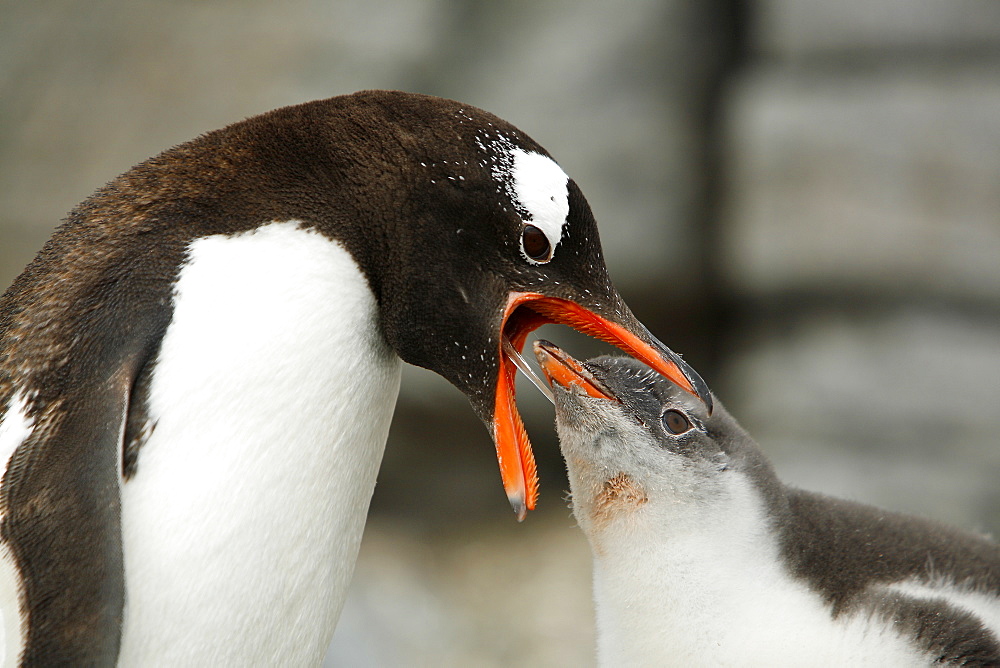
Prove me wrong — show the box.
[510,149,569,264]
[476,129,571,263]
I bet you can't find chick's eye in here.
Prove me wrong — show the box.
[662,409,691,435]
[521,224,551,262]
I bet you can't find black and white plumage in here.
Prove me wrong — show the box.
[534,340,1000,666]
[0,91,711,665]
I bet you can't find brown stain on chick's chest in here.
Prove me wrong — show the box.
[590,472,648,531]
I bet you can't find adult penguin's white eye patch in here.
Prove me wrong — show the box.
[510,149,569,264]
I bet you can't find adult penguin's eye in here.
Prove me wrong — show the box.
[521,224,551,262]
[661,409,691,435]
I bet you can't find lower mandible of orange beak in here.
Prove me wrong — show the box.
[493,291,710,520]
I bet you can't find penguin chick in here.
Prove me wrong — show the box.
[534,340,1000,667]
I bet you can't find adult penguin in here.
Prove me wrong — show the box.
[0,90,709,665]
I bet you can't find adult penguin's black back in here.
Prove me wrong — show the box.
[0,91,711,664]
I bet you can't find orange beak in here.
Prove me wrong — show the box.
[494,291,710,520]
[533,339,612,400]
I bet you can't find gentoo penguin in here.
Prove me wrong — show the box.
[533,340,1000,667]
[0,91,711,665]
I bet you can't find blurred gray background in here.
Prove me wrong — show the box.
[3,1,1000,665]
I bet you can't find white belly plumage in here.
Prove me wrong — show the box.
[114,222,401,665]
[0,392,35,666]
[588,475,999,667]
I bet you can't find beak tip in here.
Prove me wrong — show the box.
[651,334,714,414]
[688,366,714,415]
[509,493,528,522]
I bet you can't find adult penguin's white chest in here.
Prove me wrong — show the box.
[118,221,401,665]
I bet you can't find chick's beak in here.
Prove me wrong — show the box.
[532,339,612,399]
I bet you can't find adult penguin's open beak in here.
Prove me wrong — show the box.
[494,291,712,520]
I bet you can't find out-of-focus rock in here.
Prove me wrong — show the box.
[724,69,1000,298]
[720,0,1000,536]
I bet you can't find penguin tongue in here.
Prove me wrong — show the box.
[502,338,554,404]
[494,291,707,520]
